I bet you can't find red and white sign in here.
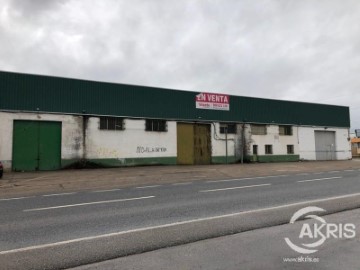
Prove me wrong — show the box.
[195,92,230,111]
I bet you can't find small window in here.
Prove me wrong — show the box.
[287,145,294,154]
[251,124,267,135]
[265,145,273,154]
[99,117,124,130]
[279,125,293,136]
[145,119,167,132]
[220,123,236,134]
[253,145,258,155]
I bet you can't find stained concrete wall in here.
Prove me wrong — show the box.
[210,123,252,163]
[248,125,351,161]
[298,127,351,160]
[0,112,83,170]
[211,123,236,161]
[0,111,352,170]
[249,125,299,156]
[85,117,177,166]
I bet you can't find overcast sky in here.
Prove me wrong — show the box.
[1,0,359,131]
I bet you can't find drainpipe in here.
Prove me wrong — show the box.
[211,122,235,164]
[225,127,228,164]
[241,123,245,164]
[82,110,87,166]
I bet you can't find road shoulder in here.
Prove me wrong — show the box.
[71,207,360,270]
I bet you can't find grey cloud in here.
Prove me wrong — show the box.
[0,0,359,130]
[8,0,67,15]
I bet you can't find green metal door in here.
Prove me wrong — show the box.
[13,120,61,171]
[39,122,61,170]
[13,121,39,171]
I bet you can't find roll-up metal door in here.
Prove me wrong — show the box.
[314,131,336,160]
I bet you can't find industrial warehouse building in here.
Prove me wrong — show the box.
[0,71,352,171]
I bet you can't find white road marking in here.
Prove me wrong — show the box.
[207,177,252,183]
[297,176,343,183]
[4,192,360,255]
[23,196,155,212]
[344,170,354,172]
[314,172,324,174]
[199,183,271,193]
[91,189,122,193]
[135,185,162,189]
[42,192,77,197]
[172,182,193,186]
[206,174,289,183]
[207,176,268,183]
[328,171,340,173]
[0,196,33,202]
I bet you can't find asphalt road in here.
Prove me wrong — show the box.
[1,168,360,253]
[72,208,360,270]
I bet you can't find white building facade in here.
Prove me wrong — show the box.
[0,71,352,171]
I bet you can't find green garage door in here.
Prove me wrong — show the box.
[13,121,61,171]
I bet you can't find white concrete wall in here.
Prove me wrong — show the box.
[210,123,252,160]
[86,118,177,160]
[211,123,236,158]
[0,112,83,170]
[0,111,351,170]
[0,113,177,169]
[249,125,299,155]
[298,127,351,160]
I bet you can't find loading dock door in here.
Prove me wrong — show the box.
[177,123,211,165]
[194,124,211,165]
[13,121,61,171]
[314,131,336,160]
[177,123,194,165]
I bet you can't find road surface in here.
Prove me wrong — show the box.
[1,168,360,253]
[72,208,360,270]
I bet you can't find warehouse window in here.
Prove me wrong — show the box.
[99,117,124,130]
[265,145,273,154]
[145,119,167,132]
[220,123,237,134]
[251,124,267,135]
[287,145,294,154]
[279,125,293,136]
[253,145,258,155]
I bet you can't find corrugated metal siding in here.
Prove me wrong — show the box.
[0,71,350,127]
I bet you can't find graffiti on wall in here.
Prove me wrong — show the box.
[136,146,167,153]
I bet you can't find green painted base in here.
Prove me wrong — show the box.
[248,155,300,163]
[61,159,80,168]
[61,157,177,168]
[211,156,238,164]
[60,154,299,169]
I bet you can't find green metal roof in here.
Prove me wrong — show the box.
[0,71,350,127]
